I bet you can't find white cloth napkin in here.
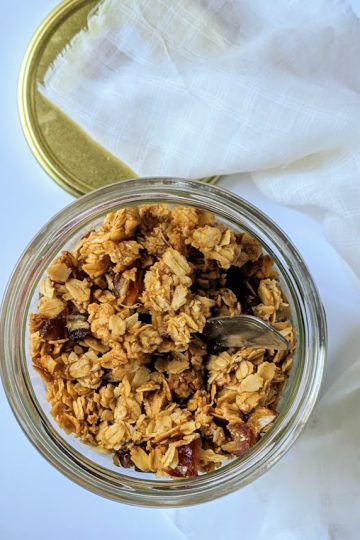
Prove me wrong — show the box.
[40,0,360,278]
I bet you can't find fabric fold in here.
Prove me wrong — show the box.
[40,0,360,277]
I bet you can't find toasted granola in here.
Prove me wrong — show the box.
[29,204,295,477]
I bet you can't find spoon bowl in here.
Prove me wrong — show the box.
[203,315,289,350]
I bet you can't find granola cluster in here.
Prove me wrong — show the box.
[29,204,294,477]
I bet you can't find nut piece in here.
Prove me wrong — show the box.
[248,407,276,436]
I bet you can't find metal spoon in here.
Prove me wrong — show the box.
[202,315,289,350]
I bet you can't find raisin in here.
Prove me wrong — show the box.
[39,317,68,340]
[68,327,90,341]
[66,314,90,342]
[167,440,200,478]
[114,450,133,469]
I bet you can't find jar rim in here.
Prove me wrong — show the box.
[0,177,326,506]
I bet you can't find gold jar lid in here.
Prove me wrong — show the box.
[18,0,219,197]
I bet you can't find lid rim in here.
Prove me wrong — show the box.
[18,0,139,198]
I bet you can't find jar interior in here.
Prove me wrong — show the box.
[23,199,304,484]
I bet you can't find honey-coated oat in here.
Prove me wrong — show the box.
[29,205,295,477]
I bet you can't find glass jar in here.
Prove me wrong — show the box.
[0,178,326,506]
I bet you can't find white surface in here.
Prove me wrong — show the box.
[41,0,360,275]
[1,2,360,539]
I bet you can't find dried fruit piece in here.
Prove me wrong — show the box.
[66,314,90,341]
[222,423,256,457]
[112,268,144,305]
[39,317,68,341]
[124,269,144,305]
[69,327,91,341]
[138,312,152,324]
[167,440,200,477]
[113,449,133,468]
[112,272,124,299]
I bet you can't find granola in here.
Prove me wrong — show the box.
[29,204,295,477]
